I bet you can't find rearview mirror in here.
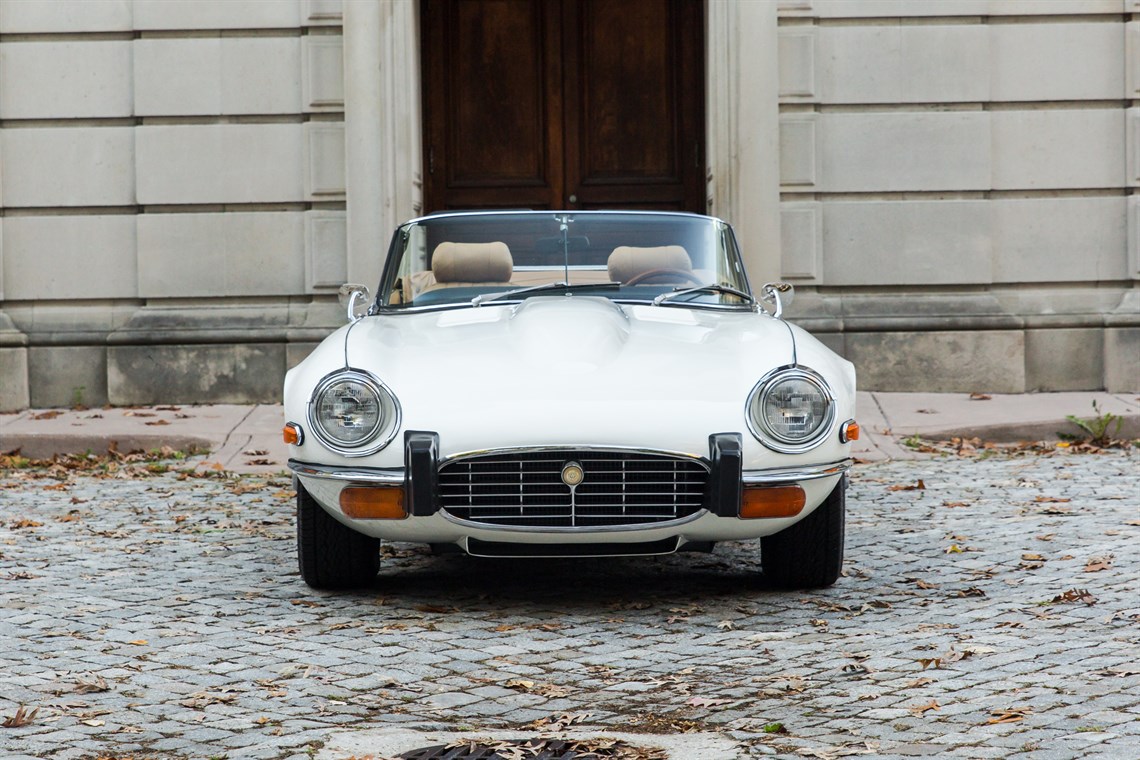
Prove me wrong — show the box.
[760,282,794,319]
[338,283,372,323]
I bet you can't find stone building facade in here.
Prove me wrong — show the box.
[0,0,1136,411]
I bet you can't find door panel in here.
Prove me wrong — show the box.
[570,0,677,181]
[421,0,703,213]
[423,0,563,210]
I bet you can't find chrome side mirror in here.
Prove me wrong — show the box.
[338,283,372,323]
[760,282,794,319]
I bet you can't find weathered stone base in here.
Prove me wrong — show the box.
[797,286,1139,395]
[844,330,1025,393]
[107,343,287,405]
[0,347,30,412]
[0,300,334,410]
[1105,327,1140,394]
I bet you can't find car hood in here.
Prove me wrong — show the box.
[337,296,798,458]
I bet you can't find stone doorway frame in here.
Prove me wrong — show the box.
[341,0,781,289]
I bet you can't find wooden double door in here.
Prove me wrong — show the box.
[421,0,705,213]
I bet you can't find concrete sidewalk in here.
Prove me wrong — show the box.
[1,391,1137,474]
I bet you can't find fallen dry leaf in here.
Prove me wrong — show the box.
[2,706,39,728]
[527,711,594,732]
[2,571,36,581]
[73,676,109,694]
[986,707,1031,724]
[908,699,940,715]
[1049,588,1097,605]
[1084,555,1113,573]
[686,695,732,707]
[1093,665,1140,678]
[415,604,457,614]
[180,690,239,709]
[889,479,926,492]
[969,392,992,401]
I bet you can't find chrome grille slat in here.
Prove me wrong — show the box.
[438,449,708,528]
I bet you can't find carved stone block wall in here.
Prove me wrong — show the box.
[776,1,1135,391]
[0,0,346,408]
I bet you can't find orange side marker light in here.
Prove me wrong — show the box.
[283,422,303,445]
[340,487,406,519]
[739,485,806,519]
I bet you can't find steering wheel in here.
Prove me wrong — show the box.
[624,268,705,286]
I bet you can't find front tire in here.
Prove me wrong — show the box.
[297,484,380,589]
[761,474,846,589]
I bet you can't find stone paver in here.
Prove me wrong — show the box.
[0,449,1137,758]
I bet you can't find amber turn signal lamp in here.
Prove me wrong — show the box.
[340,487,406,519]
[283,422,303,445]
[739,485,806,519]
[840,419,860,443]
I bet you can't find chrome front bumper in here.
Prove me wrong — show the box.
[289,457,852,486]
[289,430,851,547]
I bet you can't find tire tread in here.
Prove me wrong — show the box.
[761,475,846,589]
[297,485,380,589]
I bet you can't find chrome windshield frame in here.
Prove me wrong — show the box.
[373,210,754,314]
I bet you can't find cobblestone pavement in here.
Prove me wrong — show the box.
[1,449,1137,760]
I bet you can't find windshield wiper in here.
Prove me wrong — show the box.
[471,281,620,307]
[652,283,756,307]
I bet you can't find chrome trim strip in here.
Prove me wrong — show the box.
[288,459,405,485]
[742,459,851,484]
[443,509,709,534]
[405,209,726,225]
[377,298,755,316]
[462,536,682,558]
[437,444,710,469]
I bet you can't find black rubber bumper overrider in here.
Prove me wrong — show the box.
[707,432,743,518]
[404,431,440,516]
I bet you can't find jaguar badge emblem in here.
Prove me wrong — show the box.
[561,461,584,487]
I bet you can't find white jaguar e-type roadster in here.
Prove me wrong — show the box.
[284,211,857,589]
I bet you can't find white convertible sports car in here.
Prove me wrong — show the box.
[284,211,857,590]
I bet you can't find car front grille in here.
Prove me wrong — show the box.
[438,449,708,528]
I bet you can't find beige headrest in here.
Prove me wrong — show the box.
[607,245,692,283]
[431,241,513,283]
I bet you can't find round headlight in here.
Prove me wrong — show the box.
[747,368,835,453]
[308,370,400,456]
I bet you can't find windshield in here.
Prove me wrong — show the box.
[376,211,752,311]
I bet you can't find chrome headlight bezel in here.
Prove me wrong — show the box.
[746,366,836,454]
[307,369,401,457]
